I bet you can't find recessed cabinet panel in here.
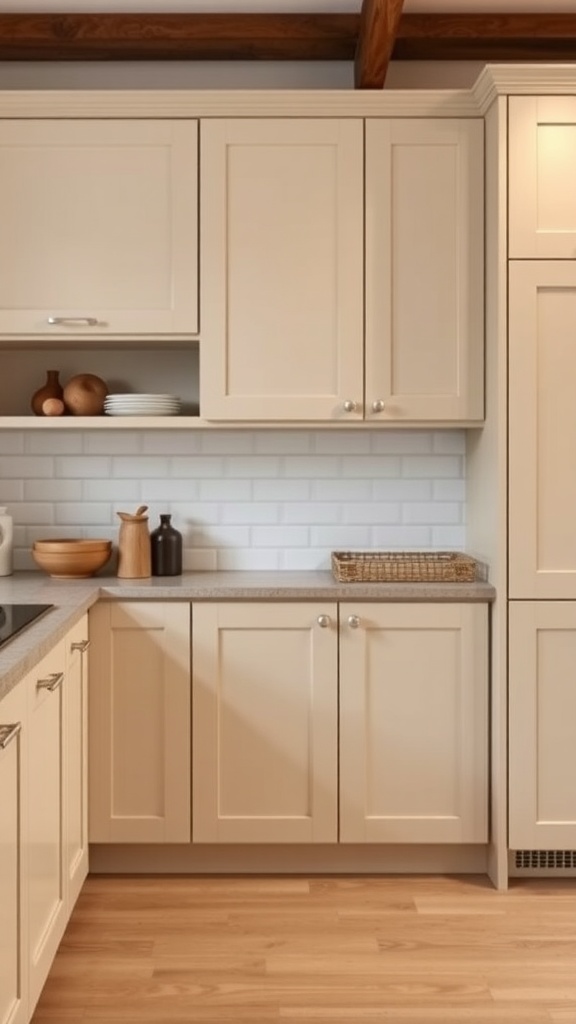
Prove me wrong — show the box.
[64,615,89,911]
[509,261,576,598]
[509,602,576,849]
[365,119,484,422]
[89,602,191,843]
[509,96,576,258]
[0,120,198,337]
[0,683,27,1024]
[27,641,67,1011]
[192,602,338,842]
[339,603,488,844]
[200,119,364,421]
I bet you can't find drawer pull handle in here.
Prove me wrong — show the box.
[71,639,90,653]
[317,615,331,628]
[0,723,21,749]
[348,615,360,629]
[47,316,99,327]
[36,672,64,692]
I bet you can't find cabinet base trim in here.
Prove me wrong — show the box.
[89,843,488,876]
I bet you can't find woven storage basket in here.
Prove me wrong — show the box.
[331,551,477,583]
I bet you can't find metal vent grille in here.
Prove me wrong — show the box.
[515,850,576,869]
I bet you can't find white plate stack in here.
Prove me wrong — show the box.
[104,393,181,416]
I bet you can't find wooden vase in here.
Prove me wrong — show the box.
[31,370,64,416]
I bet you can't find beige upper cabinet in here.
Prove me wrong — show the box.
[339,602,488,844]
[200,118,364,421]
[192,602,338,843]
[365,119,485,423]
[89,602,191,843]
[200,116,484,423]
[509,96,576,259]
[509,602,576,850]
[0,682,28,1024]
[0,120,198,338]
[508,260,576,599]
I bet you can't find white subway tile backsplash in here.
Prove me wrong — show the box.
[25,432,83,455]
[3,429,466,570]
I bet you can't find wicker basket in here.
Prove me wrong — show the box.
[331,550,477,584]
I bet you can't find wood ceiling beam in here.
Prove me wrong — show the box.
[1,12,576,68]
[396,13,576,61]
[0,13,359,62]
[355,0,405,90]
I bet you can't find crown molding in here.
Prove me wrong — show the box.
[0,87,483,119]
[473,63,576,112]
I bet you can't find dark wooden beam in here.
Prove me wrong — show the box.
[0,13,359,62]
[1,12,576,68]
[355,0,405,89]
[395,13,576,62]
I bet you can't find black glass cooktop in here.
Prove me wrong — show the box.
[0,604,54,650]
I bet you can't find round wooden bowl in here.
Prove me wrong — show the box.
[32,539,112,578]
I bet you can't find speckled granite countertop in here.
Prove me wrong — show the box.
[0,571,495,702]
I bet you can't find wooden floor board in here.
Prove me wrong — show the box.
[31,874,576,1023]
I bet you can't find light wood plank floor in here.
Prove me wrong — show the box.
[32,874,576,1023]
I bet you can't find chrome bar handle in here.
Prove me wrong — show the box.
[47,317,99,327]
[0,723,22,750]
[71,639,90,653]
[36,672,64,692]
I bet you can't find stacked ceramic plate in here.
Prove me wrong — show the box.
[104,393,181,417]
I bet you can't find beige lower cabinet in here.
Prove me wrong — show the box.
[192,602,339,843]
[0,681,28,1024]
[26,640,67,1011]
[509,601,576,850]
[89,602,191,843]
[193,601,488,845]
[63,615,89,909]
[339,603,488,843]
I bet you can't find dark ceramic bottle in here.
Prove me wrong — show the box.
[150,514,182,576]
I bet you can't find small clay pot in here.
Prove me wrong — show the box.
[63,373,109,416]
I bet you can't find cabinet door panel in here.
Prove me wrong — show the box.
[193,602,338,842]
[0,120,198,336]
[200,119,363,420]
[509,261,576,598]
[89,602,191,843]
[64,615,89,910]
[340,603,488,844]
[27,642,67,1012]
[366,119,484,422]
[0,684,27,1024]
[509,96,576,258]
[509,602,576,849]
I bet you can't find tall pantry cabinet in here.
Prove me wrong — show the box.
[506,95,576,851]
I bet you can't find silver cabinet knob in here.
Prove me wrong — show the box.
[371,399,385,413]
[347,615,360,629]
[343,400,358,413]
[317,615,332,628]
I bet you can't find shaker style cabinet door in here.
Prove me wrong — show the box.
[200,118,364,421]
[63,615,89,911]
[365,119,484,423]
[26,641,67,1012]
[0,120,198,337]
[339,603,488,844]
[509,96,576,258]
[88,602,191,843]
[508,261,576,598]
[192,602,338,842]
[0,682,28,1024]
[509,602,576,850]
